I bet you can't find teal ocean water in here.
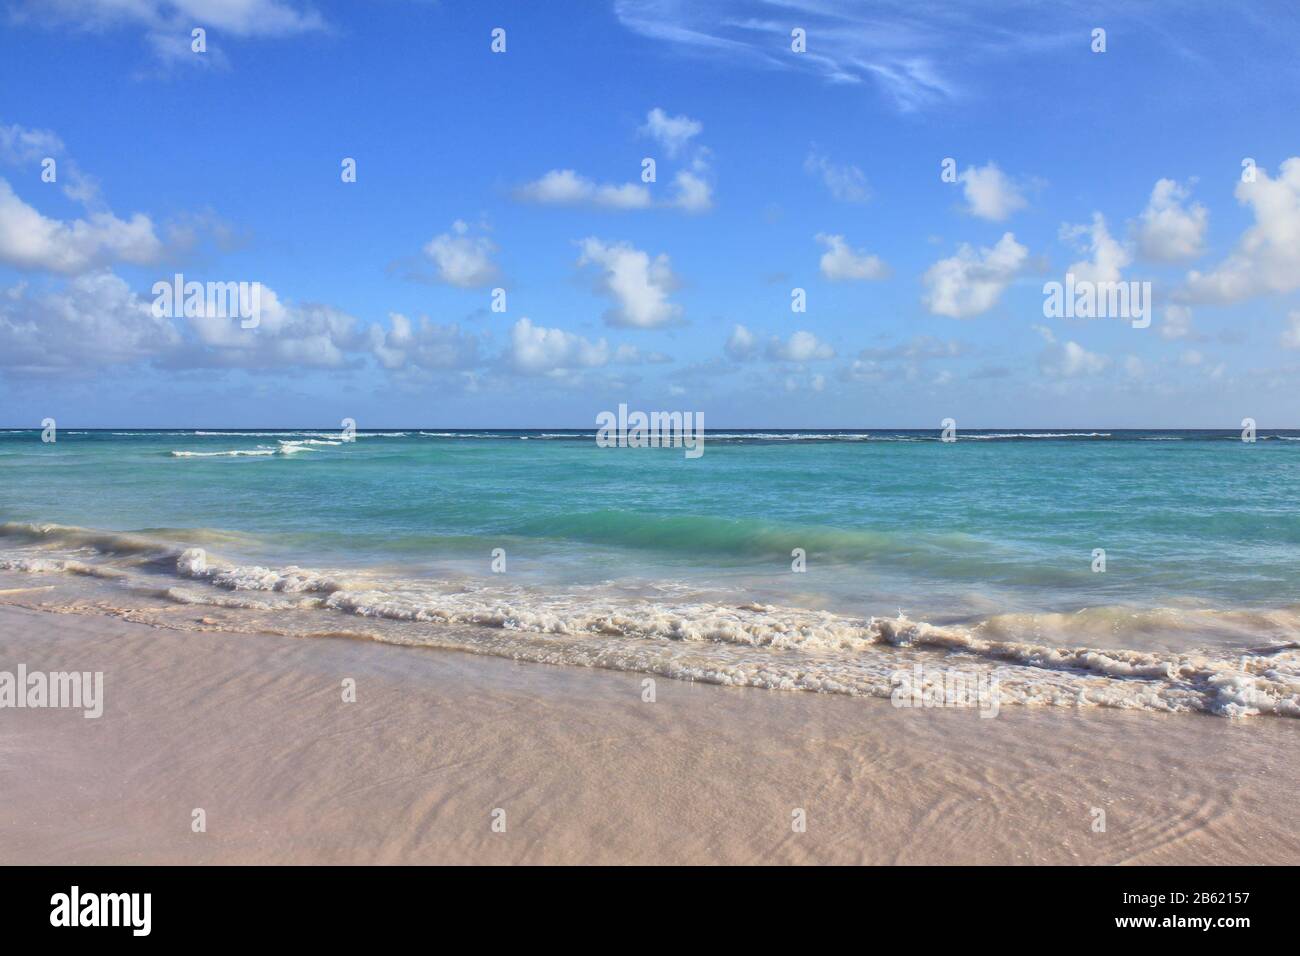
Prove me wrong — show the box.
[2,428,1298,717]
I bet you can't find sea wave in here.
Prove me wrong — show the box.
[171,448,280,457]
[170,440,333,457]
[1,521,1296,719]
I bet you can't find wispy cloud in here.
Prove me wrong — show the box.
[612,0,1082,111]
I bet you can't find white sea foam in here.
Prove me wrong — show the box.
[961,432,1111,440]
[3,521,1297,719]
[171,448,277,458]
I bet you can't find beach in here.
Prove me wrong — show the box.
[2,429,1299,865]
[2,601,1296,866]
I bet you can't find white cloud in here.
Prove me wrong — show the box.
[0,271,480,378]
[840,358,884,383]
[182,286,367,369]
[669,168,713,213]
[640,107,702,158]
[1061,213,1130,284]
[25,0,325,37]
[611,343,670,364]
[508,317,610,374]
[519,110,712,215]
[12,0,325,68]
[1183,158,1300,304]
[0,120,102,207]
[514,169,652,210]
[576,237,682,328]
[1135,178,1207,263]
[922,232,1028,318]
[767,330,835,362]
[958,163,1026,221]
[804,149,870,203]
[816,233,888,281]
[613,0,1006,112]
[0,123,63,165]
[0,272,178,375]
[1160,304,1193,341]
[0,178,162,274]
[422,220,499,288]
[370,313,481,370]
[725,323,757,360]
[1039,338,1110,378]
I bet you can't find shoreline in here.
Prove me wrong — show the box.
[1,603,1296,865]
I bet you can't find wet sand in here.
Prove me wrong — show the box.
[0,603,1296,865]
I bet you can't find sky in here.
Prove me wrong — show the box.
[1,0,1300,428]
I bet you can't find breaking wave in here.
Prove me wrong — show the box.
[1,521,1296,719]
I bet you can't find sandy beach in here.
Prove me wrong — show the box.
[1,602,1295,865]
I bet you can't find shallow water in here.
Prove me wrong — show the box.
[1,428,1298,717]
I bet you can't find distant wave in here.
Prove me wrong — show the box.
[7,429,1300,445]
[171,448,279,458]
[169,438,348,457]
[960,432,1110,440]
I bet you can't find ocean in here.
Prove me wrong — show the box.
[1,427,1297,717]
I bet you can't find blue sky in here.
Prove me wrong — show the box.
[2,0,1299,427]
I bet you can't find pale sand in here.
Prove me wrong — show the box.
[0,603,1296,865]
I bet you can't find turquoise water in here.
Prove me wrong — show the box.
[1,427,1297,614]
[2,428,1299,717]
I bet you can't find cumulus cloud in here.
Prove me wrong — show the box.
[640,107,702,158]
[725,323,757,360]
[816,233,889,280]
[422,220,499,288]
[1135,178,1207,263]
[0,271,501,379]
[1061,213,1130,284]
[17,0,325,66]
[1035,325,1109,378]
[508,317,611,374]
[840,358,884,383]
[519,110,712,215]
[0,119,110,210]
[668,166,713,213]
[804,149,870,203]
[1160,304,1194,341]
[725,326,834,363]
[369,313,481,370]
[179,285,368,369]
[514,169,652,210]
[0,123,63,165]
[576,237,682,328]
[0,178,163,274]
[1182,158,1300,304]
[958,162,1027,221]
[922,232,1028,318]
[767,330,835,362]
[0,272,178,376]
